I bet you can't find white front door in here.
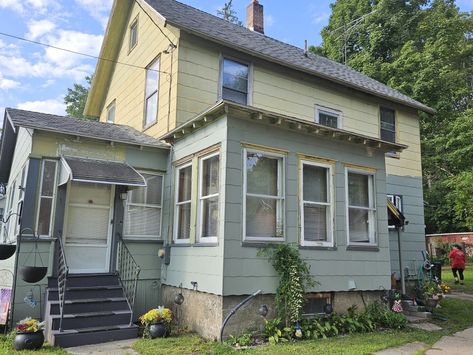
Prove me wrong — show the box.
[64,182,114,273]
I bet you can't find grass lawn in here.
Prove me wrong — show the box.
[441,264,473,293]
[133,298,473,355]
[0,332,67,355]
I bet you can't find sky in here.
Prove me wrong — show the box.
[0,0,472,127]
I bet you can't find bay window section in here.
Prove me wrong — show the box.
[124,172,163,240]
[244,149,284,241]
[174,163,192,243]
[346,169,376,244]
[198,153,220,243]
[300,161,333,246]
[36,160,57,237]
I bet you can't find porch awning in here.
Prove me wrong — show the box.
[387,199,405,228]
[59,156,146,187]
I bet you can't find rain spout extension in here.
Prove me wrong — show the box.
[219,289,261,342]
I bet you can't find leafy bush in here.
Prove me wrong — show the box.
[365,301,407,329]
[262,318,292,344]
[226,332,254,347]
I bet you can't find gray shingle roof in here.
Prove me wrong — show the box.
[145,0,434,114]
[63,156,146,186]
[6,108,167,148]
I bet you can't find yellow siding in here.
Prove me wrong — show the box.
[99,1,180,138]
[32,131,126,161]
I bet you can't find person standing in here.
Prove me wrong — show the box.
[449,244,466,285]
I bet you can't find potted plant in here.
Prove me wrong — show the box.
[139,306,172,338]
[422,280,442,311]
[13,317,45,350]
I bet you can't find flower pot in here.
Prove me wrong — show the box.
[14,331,44,350]
[19,266,48,283]
[425,298,439,312]
[0,244,16,260]
[149,323,168,338]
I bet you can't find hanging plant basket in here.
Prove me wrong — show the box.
[19,266,48,284]
[0,244,16,260]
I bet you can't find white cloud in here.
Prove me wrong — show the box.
[0,0,60,15]
[0,74,20,90]
[265,14,275,28]
[17,97,65,115]
[26,19,56,40]
[75,0,113,28]
[312,12,330,25]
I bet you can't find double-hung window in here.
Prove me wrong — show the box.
[124,172,163,239]
[197,153,220,243]
[300,160,333,246]
[106,100,116,123]
[315,105,342,129]
[244,148,284,241]
[174,163,192,243]
[222,58,249,105]
[380,107,396,142]
[346,169,376,244]
[36,160,57,236]
[129,18,138,52]
[144,58,160,127]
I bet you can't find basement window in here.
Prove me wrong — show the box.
[222,58,249,105]
[302,293,332,317]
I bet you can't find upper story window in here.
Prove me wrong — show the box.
[387,194,403,229]
[36,159,57,236]
[346,168,376,245]
[244,148,284,241]
[129,18,138,52]
[300,160,334,246]
[174,162,192,243]
[197,152,220,243]
[124,172,163,240]
[222,58,249,105]
[106,100,116,123]
[380,107,396,142]
[315,105,342,129]
[144,58,160,128]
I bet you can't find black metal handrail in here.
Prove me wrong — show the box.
[116,233,140,324]
[56,236,69,332]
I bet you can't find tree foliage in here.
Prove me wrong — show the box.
[64,75,94,119]
[217,0,243,26]
[315,0,473,232]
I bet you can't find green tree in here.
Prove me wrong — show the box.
[217,0,242,26]
[316,0,473,233]
[64,75,93,119]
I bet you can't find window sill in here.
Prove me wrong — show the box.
[143,120,158,132]
[193,243,219,247]
[299,245,337,251]
[123,239,164,244]
[346,245,379,252]
[241,241,284,248]
[171,243,192,247]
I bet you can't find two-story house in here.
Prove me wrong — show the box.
[0,0,434,347]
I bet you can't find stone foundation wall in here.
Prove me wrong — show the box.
[161,285,223,340]
[162,286,384,340]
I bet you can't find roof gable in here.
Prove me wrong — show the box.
[144,0,434,114]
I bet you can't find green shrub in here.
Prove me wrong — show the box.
[365,301,408,329]
[226,332,254,347]
[262,318,293,344]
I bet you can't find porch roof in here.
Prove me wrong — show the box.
[161,100,408,153]
[61,156,146,187]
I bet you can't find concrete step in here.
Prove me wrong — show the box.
[52,324,139,348]
[50,310,131,331]
[48,273,120,288]
[47,285,125,301]
[49,297,129,315]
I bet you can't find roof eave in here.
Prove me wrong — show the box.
[161,101,408,152]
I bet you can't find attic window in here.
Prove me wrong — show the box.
[315,105,342,129]
[222,58,249,105]
[129,18,138,52]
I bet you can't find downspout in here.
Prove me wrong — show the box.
[397,226,405,295]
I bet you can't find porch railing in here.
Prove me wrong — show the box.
[56,236,69,332]
[116,233,140,324]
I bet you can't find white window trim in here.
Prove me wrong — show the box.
[173,161,192,244]
[315,105,343,129]
[219,55,253,106]
[243,148,285,242]
[106,100,116,124]
[197,151,220,244]
[124,171,164,240]
[300,160,334,247]
[35,159,58,237]
[387,194,403,230]
[143,57,160,129]
[129,16,138,52]
[345,167,377,246]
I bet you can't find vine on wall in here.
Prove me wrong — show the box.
[259,244,318,325]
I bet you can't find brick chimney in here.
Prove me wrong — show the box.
[246,0,264,34]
